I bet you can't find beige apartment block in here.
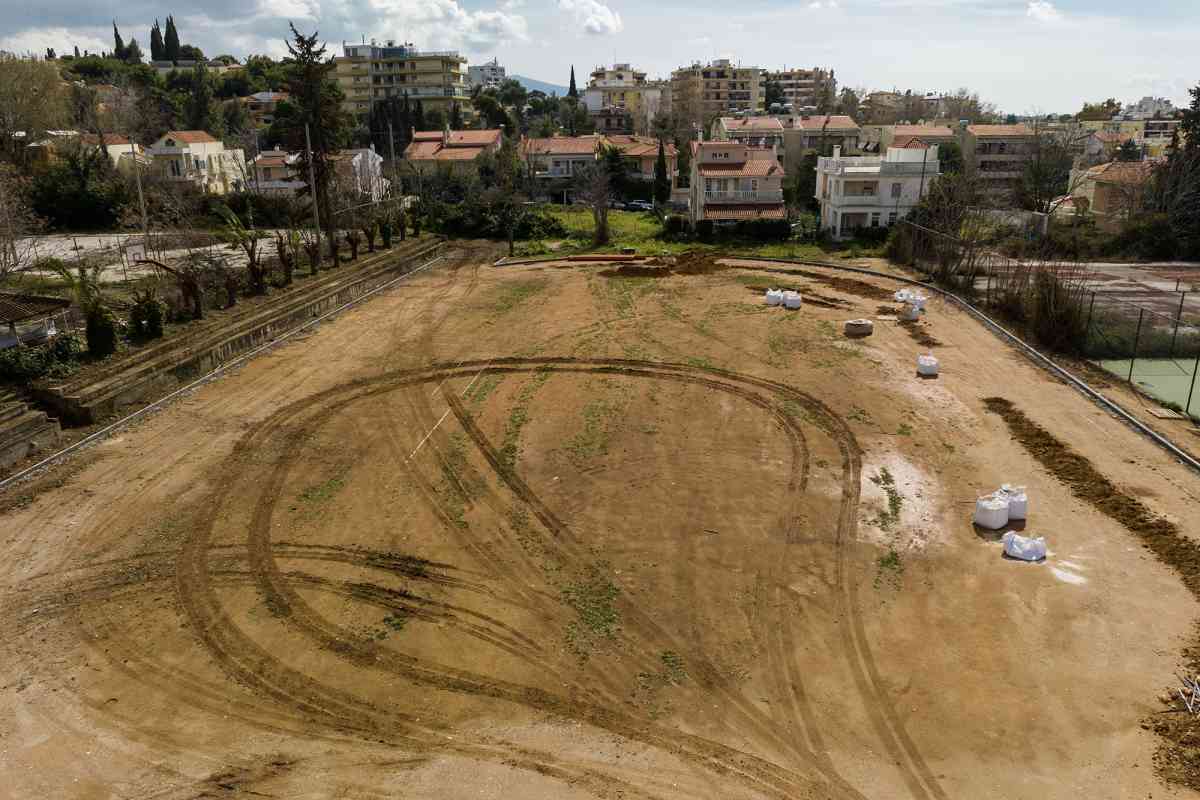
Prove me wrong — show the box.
[764,66,835,112]
[583,63,666,135]
[965,123,1034,200]
[335,40,471,126]
[671,59,764,126]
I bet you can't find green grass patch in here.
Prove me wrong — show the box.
[298,476,345,504]
[562,563,621,659]
[566,397,623,465]
[465,373,502,405]
[493,278,549,313]
[499,372,549,472]
[660,650,687,683]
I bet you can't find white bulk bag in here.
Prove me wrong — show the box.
[1002,531,1046,562]
[900,303,921,321]
[894,289,913,302]
[844,319,874,337]
[1000,485,1029,520]
[974,494,1010,529]
[916,354,939,376]
[783,291,802,309]
[766,289,783,306]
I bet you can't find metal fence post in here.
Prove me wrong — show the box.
[1084,291,1096,350]
[1170,291,1187,360]
[1129,308,1144,383]
[1187,350,1200,418]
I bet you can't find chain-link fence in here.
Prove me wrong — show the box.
[1084,290,1200,417]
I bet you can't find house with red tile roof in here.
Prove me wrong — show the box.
[689,141,786,226]
[403,128,503,172]
[1065,159,1158,229]
[147,131,247,194]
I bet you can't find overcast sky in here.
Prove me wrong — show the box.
[1,0,1195,114]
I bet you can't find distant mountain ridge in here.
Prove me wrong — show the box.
[511,75,569,96]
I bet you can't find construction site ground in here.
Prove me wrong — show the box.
[2,244,1199,800]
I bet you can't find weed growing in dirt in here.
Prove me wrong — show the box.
[869,467,904,531]
[875,548,905,590]
[298,476,345,504]
[847,406,873,424]
[562,563,620,659]
[660,650,687,683]
[566,396,623,465]
[493,278,548,313]
[465,374,502,405]
[897,423,913,436]
[596,274,658,317]
[439,433,473,528]
[500,373,549,472]
[685,356,714,370]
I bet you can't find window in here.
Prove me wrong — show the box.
[750,179,758,192]
[870,213,881,227]
[891,182,902,198]
[888,212,898,225]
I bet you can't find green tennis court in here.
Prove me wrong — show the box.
[1098,357,1200,416]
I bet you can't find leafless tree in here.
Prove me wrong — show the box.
[574,162,611,245]
[0,54,69,166]
[0,165,42,292]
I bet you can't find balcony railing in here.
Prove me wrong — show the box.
[704,190,783,203]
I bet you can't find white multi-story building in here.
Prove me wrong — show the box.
[815,142,940,239]
[1124,96,1176,119]
[468,57,506,90]
[147,130,247,195]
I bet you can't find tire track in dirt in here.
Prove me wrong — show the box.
[151,353,941,799]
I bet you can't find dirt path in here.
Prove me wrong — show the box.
[1,253,1197,799]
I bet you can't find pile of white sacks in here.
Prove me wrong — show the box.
[894,288,927,322]
[973,485,1045,561]
[765,289,803,310]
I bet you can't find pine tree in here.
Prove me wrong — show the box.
[653,139,670,205]
[282,23,351,271]
[164,16,180,63]
[150,20,163,61]
[125,38,143,63]
[568,66,577,99]
[185,63,214,131]
[113,22,126,60]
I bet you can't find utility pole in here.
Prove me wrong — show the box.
[130,140,149,243]
[304,123,322,266]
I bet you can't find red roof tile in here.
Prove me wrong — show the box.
[703,204,787,220]
[698,159,783,178]
[522,136,601,155]
[163,130,218,144]
[967,124,1033,137]
[792,115,859,131]
[720,116,785,131]
[893,124,954,138]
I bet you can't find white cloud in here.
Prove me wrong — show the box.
[1026,0,1061,22]
[0,26,107,56]
[364,0,528,51]
[557,0,623,36]
[807,0,839,9]
[256,0,320,19]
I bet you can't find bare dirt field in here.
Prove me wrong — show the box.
[3,246,1199,799]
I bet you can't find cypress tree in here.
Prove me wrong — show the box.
[113,22,126,60]
[150,20,163,61]
[164,16,180,62]
[74,45,80,58]
[568,66,577,99]
[653,139,670,205]
[414,99,425,131]
[125,38,143,64]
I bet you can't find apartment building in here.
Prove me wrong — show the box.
[146,130,246,194]
[403,128,502,173]
[583,64,666,135]
[815,142,940,239]
[965,124,1034,200]
[468,57,506,90]
[331,146,388,201]
[671,59,764,123]
[335,40,470,126]
[521,134,677,190]
[765,67,835,112]
[689,141,785,227]
[241,91,288,128]
[248,150,304,195]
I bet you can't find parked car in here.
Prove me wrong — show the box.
[608,200,627,210]
[626,200,654,212]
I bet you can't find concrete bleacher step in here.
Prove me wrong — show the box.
[0,408,60,470]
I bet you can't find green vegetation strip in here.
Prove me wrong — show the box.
[982,396,1200,788]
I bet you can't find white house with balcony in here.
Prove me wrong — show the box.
[147,130,246,195]
[815,142,939,239]
[689,141,786,227]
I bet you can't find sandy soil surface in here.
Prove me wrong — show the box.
[2,246,1199,799]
